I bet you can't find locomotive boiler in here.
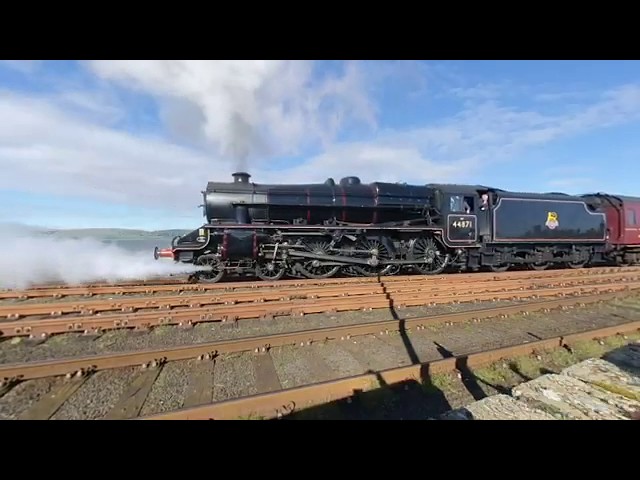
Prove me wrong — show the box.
[154,171,622,283]
[202,171,430,225]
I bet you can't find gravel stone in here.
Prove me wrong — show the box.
[0,377,63,419]
[212,352,257,402]
[138,359,193,416]
[336,334,411,371]
[313,341,364,378]
[51,367,140,420]
[268,348,307,389]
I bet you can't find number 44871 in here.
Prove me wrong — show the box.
[452,220,472,228]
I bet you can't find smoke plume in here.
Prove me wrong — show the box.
[86,60,377,171]
[0,228,202,290]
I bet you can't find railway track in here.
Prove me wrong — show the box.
[3,270,639,319]
[2,271,640,339]
[145,320,640,420]
[3,266,639,300]
[2,289,640,420]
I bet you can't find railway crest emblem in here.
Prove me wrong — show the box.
[545,211,559,230]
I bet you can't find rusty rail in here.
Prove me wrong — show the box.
[140,318,640,420]
[0,290,630,385]
[2,280,639,339]
[3,270,638,320]
[2,266,638,300]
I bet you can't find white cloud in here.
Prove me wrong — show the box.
[0,91,217,214]
[253,144,474,186]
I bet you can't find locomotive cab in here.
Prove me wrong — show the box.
[428,184,495,247]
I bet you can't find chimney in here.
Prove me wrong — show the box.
[232,172,251,184]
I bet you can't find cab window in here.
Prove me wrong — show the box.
[627,208,637,226]
[449,195,474,213]
[449,195,464,212]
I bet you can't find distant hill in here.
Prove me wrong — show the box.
[40,228,191,240]
[3,223,191,241]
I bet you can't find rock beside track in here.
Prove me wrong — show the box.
[439,394,556,420]
[441,341,640,420]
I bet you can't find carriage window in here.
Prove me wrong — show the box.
[627,209,637,226]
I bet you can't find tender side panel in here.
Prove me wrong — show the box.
[492,198,606,242]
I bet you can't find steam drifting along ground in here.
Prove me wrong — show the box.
[0,227,200,289]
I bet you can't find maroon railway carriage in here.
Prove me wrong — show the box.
[581,193,640,265]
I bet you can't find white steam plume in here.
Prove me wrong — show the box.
[86,60,377,171]
[0,229,202,290]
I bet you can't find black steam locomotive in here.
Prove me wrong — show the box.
[154,172,608,282]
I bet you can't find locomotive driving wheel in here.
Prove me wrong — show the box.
[298,240,341,279]
[409,237,449,275]
[255,260,286,281]
[352,238,395,277]
[189,255,225,283]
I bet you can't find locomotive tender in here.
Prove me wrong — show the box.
[153,171,640,282]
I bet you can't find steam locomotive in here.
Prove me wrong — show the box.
[154,171,640,282]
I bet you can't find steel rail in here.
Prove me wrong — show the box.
[2,281,639,339]
[2,266,638,300]
[3,271,638,319]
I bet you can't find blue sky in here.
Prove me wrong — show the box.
[1,60,639,231]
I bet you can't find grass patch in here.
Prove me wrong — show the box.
[473,362,521,388]
[509,355,542,380]
[545,346,578,370]
[421,372,457,394]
